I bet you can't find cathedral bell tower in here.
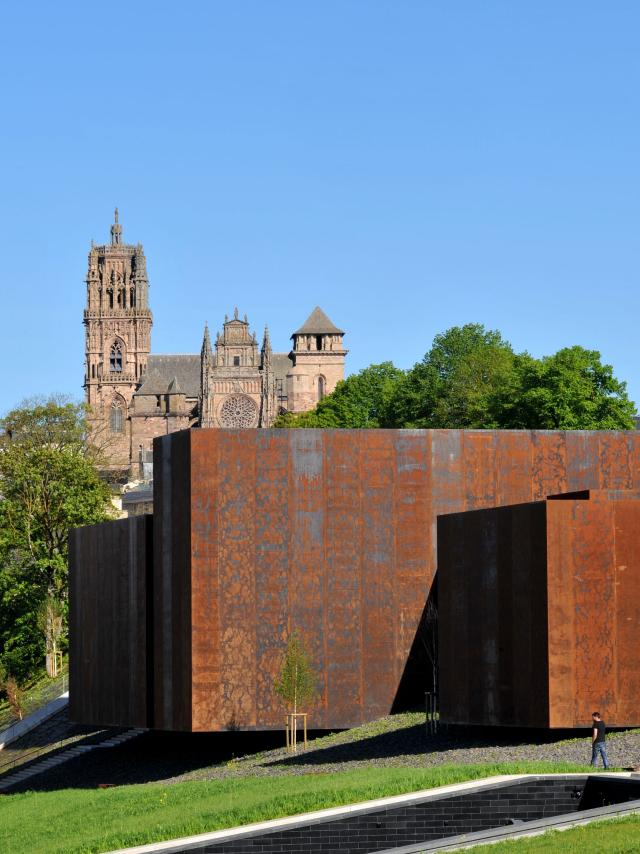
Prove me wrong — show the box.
[84,210,152,468]
[286,307,347,412]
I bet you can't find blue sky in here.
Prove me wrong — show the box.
[1,2,639,414]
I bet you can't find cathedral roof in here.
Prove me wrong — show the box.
[135,352,294,400]
[272,353,294,381]
[137,355,200,397]
[293,307,344,336]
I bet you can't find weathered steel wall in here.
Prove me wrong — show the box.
[70,429,640,731]
[438,502,551,728]
[153,428,640,732]
[547,491,640,728]
[69,515,153,728]
[153,428,192,731]
[439,490,640,728]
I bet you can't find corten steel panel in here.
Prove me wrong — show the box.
[69,515,152,728]
[599,433,634,490]
[546,492,640,728]
[325,431,365,723]
[254,432,290,726]
[153,428,192,730]
[441,489,640,728]
[614,501,640,723]
[73,429,640,731]
[393,432,432,699]
[532,432,568,500]
[438,503,549,727]
[151,429,640,732]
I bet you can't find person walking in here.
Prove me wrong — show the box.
[591,711,609,768]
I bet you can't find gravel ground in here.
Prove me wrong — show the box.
[165,714,640,783]
[3,713,640,794]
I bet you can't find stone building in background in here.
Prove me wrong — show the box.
[84,212,347,477]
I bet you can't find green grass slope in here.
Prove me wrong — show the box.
[1,762,590,854]
[465,814,640,853]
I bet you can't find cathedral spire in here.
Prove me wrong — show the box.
[262,324,272,355]
[110,207,123,245]
[199,323,213,428]
[261,324,272,370]
[201,322,212,358]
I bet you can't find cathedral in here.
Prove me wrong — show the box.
[84,212,347,477]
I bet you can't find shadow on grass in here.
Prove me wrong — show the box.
[262,722,592,769]
[5,718,603,794]
[3,729,289,793]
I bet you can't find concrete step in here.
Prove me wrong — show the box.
[0,727,144,791]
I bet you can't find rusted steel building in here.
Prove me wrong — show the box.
[70,429,640,731]
[439,489,640,728]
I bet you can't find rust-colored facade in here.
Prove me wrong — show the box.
[438,489,640,728]
[69,515,153,728]
[70,429,640,731]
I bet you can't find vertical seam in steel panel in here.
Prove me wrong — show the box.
[162,437,172,727]
[187,430,193,729]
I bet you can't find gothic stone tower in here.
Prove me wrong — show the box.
[84,210,152,469]
[286,307,347,412]
[200,309,277,428]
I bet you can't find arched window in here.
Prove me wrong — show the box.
[130,287,136,307]
[110,399,124,433]
[317,375,326,401]
[110,341,123,372]
[107,288,114,309]
[316,335,323,351]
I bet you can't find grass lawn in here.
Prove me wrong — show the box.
[465,813,640,853]
[0,761,594,854]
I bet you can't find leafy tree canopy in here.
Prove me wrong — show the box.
[2,396,89,452]
[503,346,636,430]
[388,324,519,428]
[276,325,635,431]
[274,362,405,428]
[0,397,113,681]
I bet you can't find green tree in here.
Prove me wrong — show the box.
[0,397,113,680]
[504,346,635,429]
[37,595,65,676]
[388,324,519,428]
[274,362,405,428]
[274,632,316,715]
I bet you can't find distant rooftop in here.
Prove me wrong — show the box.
[293,306,344,336]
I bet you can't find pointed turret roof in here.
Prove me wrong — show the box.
[110,207,123,245]
[292,306,344,336]
[201,322,212,356]
[262,324,272,351]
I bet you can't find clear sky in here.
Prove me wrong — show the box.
[1,2,639,415]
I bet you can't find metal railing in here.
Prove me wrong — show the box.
[0,733,76,777]
[0,672,68,731]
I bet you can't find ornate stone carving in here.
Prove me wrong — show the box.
[218,394,258,428]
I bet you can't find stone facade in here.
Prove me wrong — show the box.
[84,213,347,475]
[287,307,347,413]
[83,210,152,469]
[200,311,276,429]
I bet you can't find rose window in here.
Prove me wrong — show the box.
[219,394,258,428]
